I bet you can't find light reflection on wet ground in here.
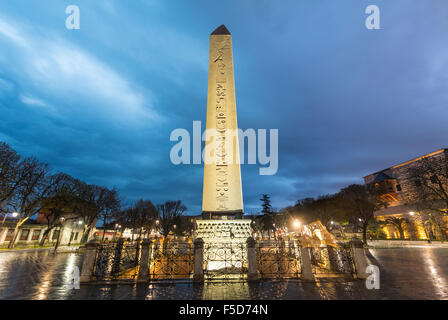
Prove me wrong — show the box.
[0,248,447,300]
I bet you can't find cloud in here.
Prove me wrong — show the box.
[20,95,48,107]
[0,18,27,47]
[0,15,159,125]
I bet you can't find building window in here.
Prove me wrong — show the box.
[396,184,402,191]
[52,230,60,241]
[5,229,15,241]
[32,230,41,240]
[20,229,30,241]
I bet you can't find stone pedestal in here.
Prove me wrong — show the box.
[350,237,369,279]
[80,239,98,283]
[138,239,152,282]
[326,245,339,272]
[300,246,315,281]
[246,237,258,281]
[193,238,204,282]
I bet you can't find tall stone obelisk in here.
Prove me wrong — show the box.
[202,25,243,219]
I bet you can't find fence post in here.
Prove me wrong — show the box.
[80,239,98,283]
[111,238,124,276]
[193,238,204,282]
[138,238,152,282]
[326,245,339,272]
[350,237,369,279]
[299,245,315,281]
[246,237,258,281]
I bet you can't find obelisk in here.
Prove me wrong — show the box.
[202,25,243,219]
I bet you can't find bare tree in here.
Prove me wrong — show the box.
[134,199,157,239]
[6,158,62,248]
[97,187,121,243]
[309,194,343,228]
[114,199,157,240]
[405,155,448,240]
[75,183,115,244]
[339,184,386,245]
[38,174,81,246]
[156,200,187,237]
[0,142,29,213]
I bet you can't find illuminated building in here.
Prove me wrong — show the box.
[364,148,448,240]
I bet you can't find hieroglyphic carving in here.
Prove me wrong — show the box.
[202,27,243,214]
[214,40,230,211]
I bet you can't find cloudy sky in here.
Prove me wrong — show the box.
[0,0,447,214]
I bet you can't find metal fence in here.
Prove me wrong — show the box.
[149,240,194,280]
[256,240,302,279]
[88,238,357,282]
[309,246,355,276]
[93,241,140,280]
[203,242,248,280]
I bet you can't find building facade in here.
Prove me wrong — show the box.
[0,217,86,248]
[364,148,448,240]
[0,197,95,248]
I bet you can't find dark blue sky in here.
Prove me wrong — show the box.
[0,0,447,214]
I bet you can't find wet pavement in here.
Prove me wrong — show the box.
[0,248,447,300]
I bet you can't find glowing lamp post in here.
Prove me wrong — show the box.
[113,224,121,240]
[2,212,19,225]
[293,219,301,237]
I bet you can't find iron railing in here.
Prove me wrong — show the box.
[149,240,194,280]
[309,246,355,275]
[93,241,140,280]
[203,242,248,280]
[256,240,302,279]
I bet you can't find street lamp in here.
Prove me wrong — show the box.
[293,219,301,229]
[409,211,415,216]
[2,212,18,225]
[113,224,120,240]
[293,219,301,238]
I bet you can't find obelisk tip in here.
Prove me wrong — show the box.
[211,25,231,35]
